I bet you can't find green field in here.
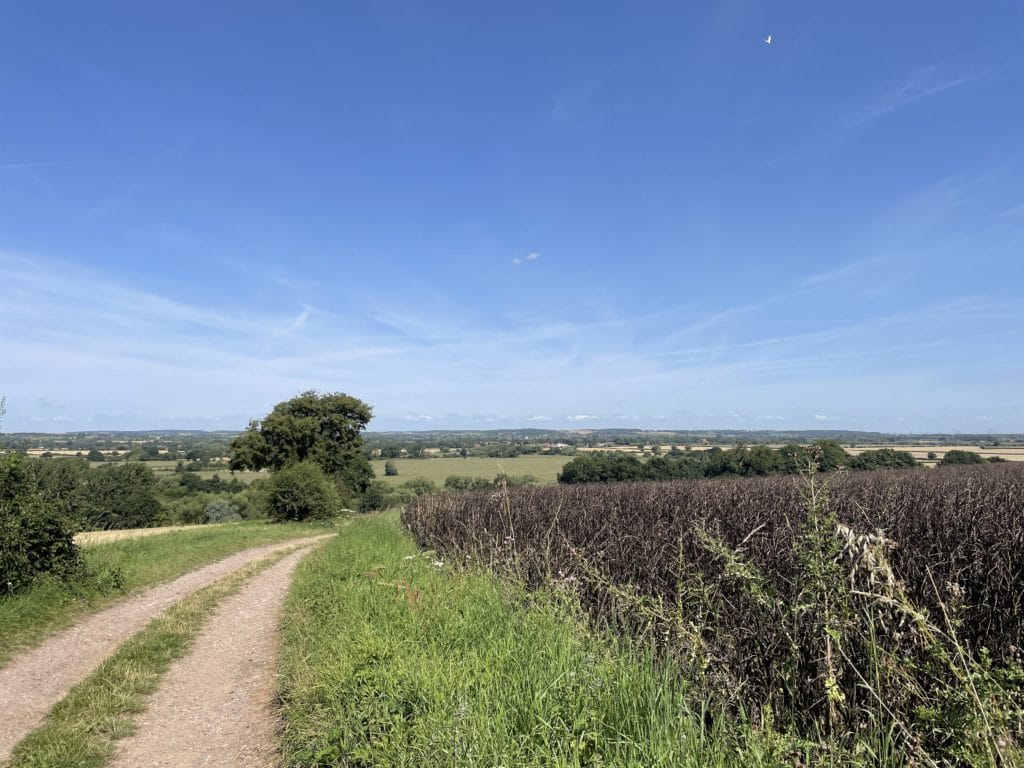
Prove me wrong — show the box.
[370,455,570,486]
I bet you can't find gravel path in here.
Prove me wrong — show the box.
[109,543,320,768]
[0,535,330,763]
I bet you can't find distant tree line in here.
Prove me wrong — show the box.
[557,442,922,484]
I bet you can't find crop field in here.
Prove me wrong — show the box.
[370,455,570,485]
[849,444,1024,465]
[405,463,1024,764]
[74,523,229,546]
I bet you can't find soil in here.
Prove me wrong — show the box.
[108,544,320,767]
[0,535,330,763]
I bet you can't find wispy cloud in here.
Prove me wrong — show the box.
[839,66,982,130]
[2,249,1022,432]
[0,159,105,171]
[799,254,893,288]
[512,251,541,266]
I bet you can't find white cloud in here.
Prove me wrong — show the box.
[814,414,829,421]
[512,251,540,266]
[3,249,1023,433]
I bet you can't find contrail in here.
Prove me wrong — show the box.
[0,159,105,170]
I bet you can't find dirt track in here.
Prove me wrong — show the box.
[0,535,330,763]
[109,544,318,767]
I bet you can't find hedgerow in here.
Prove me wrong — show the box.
[1,453,83,595]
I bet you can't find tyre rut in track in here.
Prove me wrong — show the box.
[108,542,321,768]
[0,534,331,763]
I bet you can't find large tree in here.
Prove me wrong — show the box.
[230,391,374,495]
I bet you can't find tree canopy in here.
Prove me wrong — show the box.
[230,391,374,495]
[939,449,986,466]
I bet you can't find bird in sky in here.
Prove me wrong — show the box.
[764,34,772,45]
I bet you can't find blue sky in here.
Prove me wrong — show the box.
[2,2,1023,433]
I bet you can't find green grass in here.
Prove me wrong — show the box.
[0,521,323,665]
[278,513,798,767]
[6,545,304,768]
[370,455,570,486]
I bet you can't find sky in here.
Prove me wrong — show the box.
[2,2,1023,434]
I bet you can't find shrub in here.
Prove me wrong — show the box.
[81,463,162,530]
[492,472,538,487]
[383,460,398,476]
[237,479,270,519]
[266,462,340,522]
[401,478,438,496]
[849,448,917,470]
[359,479,414,512]
[557,453,644,483]
[0,453,83,595]
[939,449,986,465]
[203,498,242,523]
[444,475,491,491]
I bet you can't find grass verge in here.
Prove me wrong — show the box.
[0,520,329,665]
[5,542,308,768]
[278,513,797,767]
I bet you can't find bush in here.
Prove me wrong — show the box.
[444,475,492,491]
[266,462,340,522]
[939,449,986,465]
[0,453,83,595]
[849,448,917,470]
[383,460,398,476]
[203,498,242,523]
[492,472,538,487]
[401,478,438,496]
[359,479,410,512]
[81,463,162,530]
[557,453,644,483]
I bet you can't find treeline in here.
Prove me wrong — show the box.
[556,441,1001,483]
[1,434,233,462]
[8,456,258,530]
[369,440,574,459]
[361,472,538,511]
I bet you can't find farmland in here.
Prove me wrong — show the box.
[405,463,1024,765]
[370,454,570,485]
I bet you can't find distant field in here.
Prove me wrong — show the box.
[75,523,227,546]
[578,443,1024,466]
[371,455,571,486]
[849,444,1024,466]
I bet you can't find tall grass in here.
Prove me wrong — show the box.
[279,513,806,767]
